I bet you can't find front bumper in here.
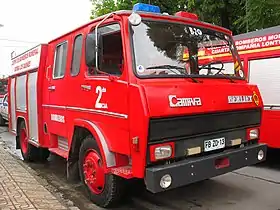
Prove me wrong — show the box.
[145,143,267,193]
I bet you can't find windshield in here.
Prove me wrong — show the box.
[130,20,244,79]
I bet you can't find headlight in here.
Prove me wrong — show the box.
[249,128,259,140]
[160,174,172,189]
[258,150,264,161]
[150,142,174,162]
[155,145,172,160]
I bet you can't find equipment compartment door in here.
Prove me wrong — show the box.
[27,71,39,144]
[249,57,280,106]
[9,78,16,132]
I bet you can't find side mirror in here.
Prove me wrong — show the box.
[85,33,96,67]
[97,33,103,70]
[85,32,104,69]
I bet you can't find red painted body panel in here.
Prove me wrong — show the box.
[141,79,262,118]
[232,27,280,148]
[260,110,280,148]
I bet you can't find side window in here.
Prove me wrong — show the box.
[71,35,83,76]
[88,23,123,76]
[53,42,68,79]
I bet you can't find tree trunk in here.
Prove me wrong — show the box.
[220,0,230,30]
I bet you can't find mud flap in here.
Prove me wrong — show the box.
[67,158,80,183]
[16,135,20,149]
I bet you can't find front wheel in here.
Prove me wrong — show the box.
[79,135,125,208]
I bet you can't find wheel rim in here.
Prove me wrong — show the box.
[20,128,28,154]
[83,149,105,195]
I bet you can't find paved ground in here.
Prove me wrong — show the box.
[1,125,280,210]
[0,145,68,210]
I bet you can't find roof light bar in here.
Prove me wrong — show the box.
[133,3,161,13]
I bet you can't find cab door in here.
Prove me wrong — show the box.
[45,39,70,140]
[76,22,130,155]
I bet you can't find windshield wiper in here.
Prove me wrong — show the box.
[200,66,235,83]
[198,61,235,83]
[218,71,236,83]
[146,65,200,83]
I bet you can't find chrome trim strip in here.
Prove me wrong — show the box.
[67,106,128,119]
[42,104,128,119]
[264,105,280,110]
[16,109,27,113]
[264,107,280,110]
[42,104,66,109]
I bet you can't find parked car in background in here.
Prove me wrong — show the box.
[0,78,8,98]
[0,93,8,125]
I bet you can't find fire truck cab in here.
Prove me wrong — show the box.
[8,3,267,208]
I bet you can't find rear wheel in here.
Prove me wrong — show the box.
[79,135,125,208]
[0,115,5,126]
[19,121,50,162]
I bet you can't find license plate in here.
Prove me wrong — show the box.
[204,137,226,152]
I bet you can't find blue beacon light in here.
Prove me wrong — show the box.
[132,3,161,13]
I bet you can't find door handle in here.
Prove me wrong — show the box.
[81,84,91,91]
[48,85,56,91]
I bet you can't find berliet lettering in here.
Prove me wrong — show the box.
[51,114,65,123]
[228,95,253,104]
[169,95,202,107]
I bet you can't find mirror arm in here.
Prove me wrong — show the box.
[95,12,116,72]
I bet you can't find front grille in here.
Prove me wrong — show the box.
[148,108,261,143]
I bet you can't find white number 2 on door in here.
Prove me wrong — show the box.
[95,86,108,109]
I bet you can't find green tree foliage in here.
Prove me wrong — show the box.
[90,0,117,18]
[90,0,138,18]
[187,0,246,35]
[236,0,280,32]
[90,0,280,34]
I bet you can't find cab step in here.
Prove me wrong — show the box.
[49,148,68,159]
[111,166,133,179]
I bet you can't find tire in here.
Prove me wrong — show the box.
[78,135,125,208]
[38,148,50,162]
[18,121,50,162]
[0,115,5,126]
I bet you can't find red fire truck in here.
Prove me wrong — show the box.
[7,3,267,207]
[232,26,280,149]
